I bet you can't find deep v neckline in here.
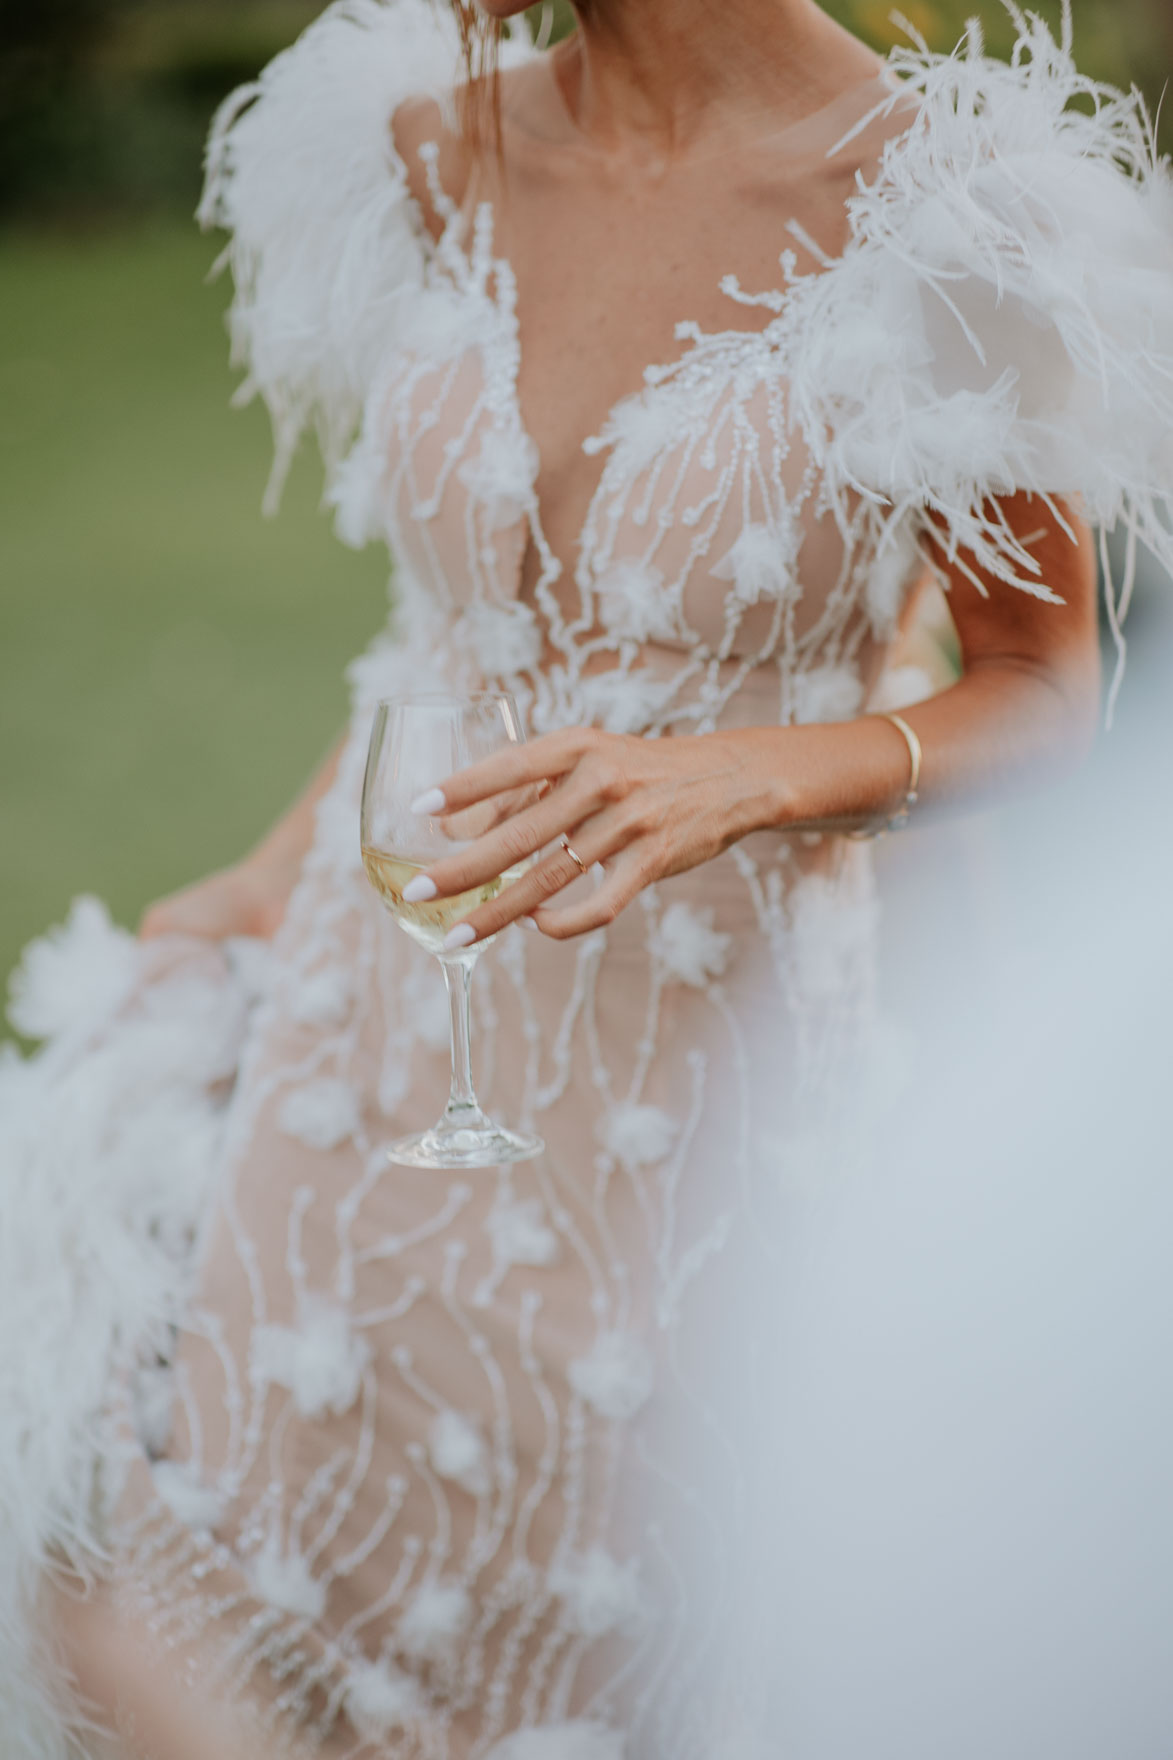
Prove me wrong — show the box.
[384,56,902,600]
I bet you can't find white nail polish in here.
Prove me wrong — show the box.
[521,916,540,932]
[442,922,477,952]
[410,787,447,816]
[402,874,438,903]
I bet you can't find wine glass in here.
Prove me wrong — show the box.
[360,692,544,1169]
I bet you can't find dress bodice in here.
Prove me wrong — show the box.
[334,75,927,742]
[202,0,1173,727]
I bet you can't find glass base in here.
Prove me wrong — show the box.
[385,1122,544,1170]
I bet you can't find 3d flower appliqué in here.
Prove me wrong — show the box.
[595,560,674,643]
[457,601,543,678]
[578,668,673,736]
[599,1102,676,1170]
[549,1547,645,1639]
[344,1657,424,1740]
[288,966,353,1029]
[458,428,538,531]
[429,1408,492,1496]
[396,1579,473,1662]
[649,901,730,989]
[486,1197,560,1269]
[791,663,864,726]
[568,1331,654,1420]
[150,1459,226,1534]
[276,1078,361,1151]
[869,663,934,713]
[252,1294,371,1420]
[865,520,922,637]
[710,521,795,606]
[250,1535,327,1622]
[788,874,879,1003]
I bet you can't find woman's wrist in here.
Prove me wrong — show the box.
[730,719,916,837]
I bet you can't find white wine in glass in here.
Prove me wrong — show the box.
[360,693,543,1169]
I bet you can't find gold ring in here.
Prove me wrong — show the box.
[559,834,588,876]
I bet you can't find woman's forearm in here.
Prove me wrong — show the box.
[738,654,1101,839]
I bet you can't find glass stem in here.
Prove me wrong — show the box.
[440,955,485,1127]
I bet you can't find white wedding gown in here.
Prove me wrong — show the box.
[2,6,1172,1757]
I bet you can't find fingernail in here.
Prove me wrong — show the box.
[521,916,540,932]
[410,787,447,816]
[442,923,477,951]
[402,874,438,903]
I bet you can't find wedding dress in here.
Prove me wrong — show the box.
[3,5,1172,1756]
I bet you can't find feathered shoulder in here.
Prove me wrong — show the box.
[785,3,1173,690]
[197,0,529,515]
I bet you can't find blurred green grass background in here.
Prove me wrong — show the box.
[1,0,1170,986]
[0,225,388,978]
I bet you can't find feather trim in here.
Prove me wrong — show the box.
[0,906,268,1756]
[784,3,1173,716]
[198,0,466,518]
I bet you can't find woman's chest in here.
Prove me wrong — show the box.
[499,154,858,564]
[371,135,906,683]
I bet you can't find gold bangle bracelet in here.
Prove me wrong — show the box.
[880,711,921,830]
[848,711,923,840]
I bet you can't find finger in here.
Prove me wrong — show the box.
[413,728,597,817]
[439,815,626,949]
[411,776,611,902]
[531,845,652,939]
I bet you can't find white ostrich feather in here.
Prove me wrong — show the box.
[0,906,265,1757]
[781,6,1173,716]
[7,895,138,1044]
[200,0,534,531]
[198,0,462,518]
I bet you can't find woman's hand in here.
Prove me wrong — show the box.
[139,853,296,942]
[403,726,787,947]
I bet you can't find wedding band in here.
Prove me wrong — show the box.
[559,835,589,875]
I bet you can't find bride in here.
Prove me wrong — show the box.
[6,0,1172,1755]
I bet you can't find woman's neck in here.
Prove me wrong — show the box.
[556,0,879,168]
